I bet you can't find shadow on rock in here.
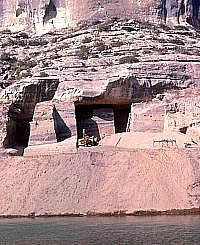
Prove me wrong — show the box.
[52,105,72,142]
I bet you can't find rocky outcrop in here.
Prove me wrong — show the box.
[0,18,200,148]
[0,0,200,34]
[0,76,59,148]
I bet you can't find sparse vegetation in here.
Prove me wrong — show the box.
[170,39,185,46]
[119,55,139,64]
[28,38,48,47]
[98,23,112,32]
[111,40,124,48]
[174,25,190,31]
[94,40,109,52]
[76,45,91,59]
[0,53,17,64]
[16,59,37,70]
[82,36,92,44]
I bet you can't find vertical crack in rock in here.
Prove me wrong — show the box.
[43,0,57,24]
[192,0,200,25]
[160,0,167,23]
[16,1,26,17]
[178,0,186,24]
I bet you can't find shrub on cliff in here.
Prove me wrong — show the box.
[94,40,109,52]
[111,40,124,47]
[98,23,112,32]
[28,38,48,46]
[0,53,17,64]
[119,55,139,64]
[76,45,91,59]
[16,59,37,70]
[82,36,92,44]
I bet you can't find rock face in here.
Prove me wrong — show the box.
[0,18,200,148]
[0,0,200,34]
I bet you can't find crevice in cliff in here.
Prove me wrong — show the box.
[43,0,57,25]
[16,7,25,18]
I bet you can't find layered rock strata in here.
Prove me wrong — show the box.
[0,19,200,148]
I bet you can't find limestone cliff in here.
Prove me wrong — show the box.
[0,18,200,148]
[0,0,200,34]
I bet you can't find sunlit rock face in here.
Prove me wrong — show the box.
[161,0,200,26]
[0,0,199,34]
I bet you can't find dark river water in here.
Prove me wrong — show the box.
[0,215,199,245]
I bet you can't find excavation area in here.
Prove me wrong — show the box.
[4,96,200,157]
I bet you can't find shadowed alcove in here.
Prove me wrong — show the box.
[3,104,31,148]
[43,0,57,24]
[75,104,131,140]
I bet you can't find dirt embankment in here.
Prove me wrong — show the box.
[0,148,200,216]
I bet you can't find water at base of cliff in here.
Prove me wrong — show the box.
[0,215,199,244]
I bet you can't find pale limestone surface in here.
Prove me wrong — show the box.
[0,0,199,34]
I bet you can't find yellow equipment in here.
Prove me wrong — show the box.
[77,129,98,147]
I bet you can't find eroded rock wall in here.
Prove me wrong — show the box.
[0,76,59,148]
[0,0,200,34]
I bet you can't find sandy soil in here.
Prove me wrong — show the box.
[0,147,199,216]
[101,131,196,149]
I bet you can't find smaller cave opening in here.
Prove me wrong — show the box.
[179,126,188,134]
[16,8,25,17]
[43,0,57,24]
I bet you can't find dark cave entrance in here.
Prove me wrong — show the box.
[75,104,131,140]
[43,0,57,24]
[113,104,131,133]
[4,119,30,148]
[3,104,31,149]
